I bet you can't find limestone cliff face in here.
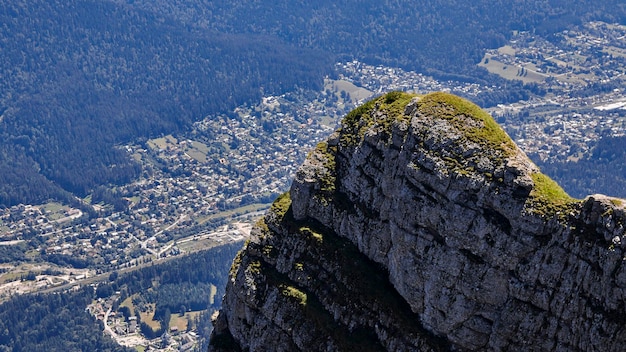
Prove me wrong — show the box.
[209,92,626,351]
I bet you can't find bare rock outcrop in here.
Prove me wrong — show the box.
[209,92,626,351]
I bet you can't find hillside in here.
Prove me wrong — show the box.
[1,0,625,206]
[0,0,331,205]
[127,0,626,79]
[210,92,626,351]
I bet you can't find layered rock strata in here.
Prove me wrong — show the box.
[209,92,626,351]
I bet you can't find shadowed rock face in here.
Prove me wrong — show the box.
[209,92,626,352]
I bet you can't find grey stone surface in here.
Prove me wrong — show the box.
[209,92,626,351]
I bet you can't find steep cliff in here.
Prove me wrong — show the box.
[209,92,626,351]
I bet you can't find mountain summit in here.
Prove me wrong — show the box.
[209,92,626,351]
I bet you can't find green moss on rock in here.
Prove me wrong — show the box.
[314,141,337,193]
[415,92,517,157]
[528,172,578,218]
[270,191,292,218]
[299,226,324,243]
[341,98,377,146]
[255,217,270,237]
[279,284,308,306]
[339,91,415,146]
[338,91,516,171]
[229,249,245,278]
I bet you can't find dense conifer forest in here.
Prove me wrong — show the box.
[0,1,331,205]
[0,287,132,352]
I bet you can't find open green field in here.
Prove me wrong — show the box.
[147,135,178,150]
[320,115,338,128]
[119,295,161,330]
[497,45,516,56]
[146,135,212,162]
[168,310,204,332]
[604,46,626,59]
[0,270,21,284]
[196,203,270,225]
[131,152,143,162]
[478,54,546,83]
[25,249,39,259]
[324,79,373,103]
[40,202,69,221]
[184,140,210,162]
[122,295,208,333]
[177,237,222,252]
[119,296,135,313]
[140,307,161,331]
[125,196,141,208]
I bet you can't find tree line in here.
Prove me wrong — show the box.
[109,241,242,338]
[0,241,243,350]
[0,0,332,207]
[0,286,132,352]
[1,0,624,207]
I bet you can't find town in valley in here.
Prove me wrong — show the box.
[0,21,625,350]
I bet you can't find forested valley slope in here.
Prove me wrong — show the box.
[1,0,624,206]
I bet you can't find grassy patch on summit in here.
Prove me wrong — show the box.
[340,91,415,146]
[415,92,517,157]
[339,91,516,160]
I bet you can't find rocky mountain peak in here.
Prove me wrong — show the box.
[209,92,626,351]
